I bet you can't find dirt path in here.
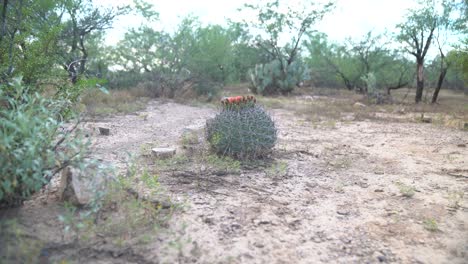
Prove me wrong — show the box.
[150,107,467,264]
[1,99,467,263]
[88,100,215,171]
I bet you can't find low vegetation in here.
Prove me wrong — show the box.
[0,78,89,207]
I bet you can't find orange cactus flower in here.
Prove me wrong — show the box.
[221,95,256,108]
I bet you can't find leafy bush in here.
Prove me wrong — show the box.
[0,78,88,207]
[248,58,309,95]
[206,96,277,159]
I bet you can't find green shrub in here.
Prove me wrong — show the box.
[0,78,88,207]
[248,58,309,95]
[206,99,277,159]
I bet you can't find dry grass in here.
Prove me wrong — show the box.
[255,87,467,130]
[79,87,153,116]
[80,83,467,130]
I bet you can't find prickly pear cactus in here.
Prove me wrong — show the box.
[206,96,277,159]
[248,58,310,95]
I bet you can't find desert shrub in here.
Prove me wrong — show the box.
[248,58,310,95]
[206,96,277,159]
[0,78,88,207]
[108,70,194,98]
[362,72,391,104]
[193,78,222,100]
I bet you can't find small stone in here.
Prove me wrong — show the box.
[420,114,432,123]
[312,237,322,243]
[374,188,384,192]
[337,209,350,216]
[340,237,352,244]
[457,143,466,148]
[98,127,110,135]
[231,223,241,230]
[377,255,387,262]
[421,117,432,123]
[253,242,264,248]
[151,147,176,159]
[359,182,369,188]
[354,102,367,108]
[203,217,214,225]
[254,219,272,226]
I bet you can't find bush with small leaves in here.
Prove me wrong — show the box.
[0,78,88,207]
[206,96,277,159]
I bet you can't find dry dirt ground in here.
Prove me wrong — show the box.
[1,97,467,264]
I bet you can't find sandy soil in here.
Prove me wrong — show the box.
[1,98,467,264]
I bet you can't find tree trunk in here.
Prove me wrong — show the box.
[0,0,8,43]
[415,62,424,103]
[78,34,88,77]
[69,64,78,84]
[431,67,447,104]
[387,82,408,95]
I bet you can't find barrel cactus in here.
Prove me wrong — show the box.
[206,96,277,159]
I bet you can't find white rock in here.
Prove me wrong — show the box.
[59,163,111,206]
[98,127,110,135]
[152,147,176,159]
[353,102,367,108]
[421,117,432,123]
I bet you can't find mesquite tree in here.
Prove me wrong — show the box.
[397,1,437,103]
[0,0,63,85]
[431,0,468,102]
[58,0,128,83]
[243,0,334,94]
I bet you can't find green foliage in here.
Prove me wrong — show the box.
[395,0,456,102]
[243,0,333,95]
[206,105,277,159]
[305,32,413,92]
[450,41,468,88]
[0,78,88,207]
[204,155,241,174]
[111,16,240,97]
[96,167,172,244]
[248,58,309,95]
[423,218,439,232]
[58,0,129,83]
[396,182,416,198]
[0,0,63,84]
[54,157,173,246]
[266,161,288,177]
[0,219,44,263]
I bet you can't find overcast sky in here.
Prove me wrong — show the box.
[99,0,420,45]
